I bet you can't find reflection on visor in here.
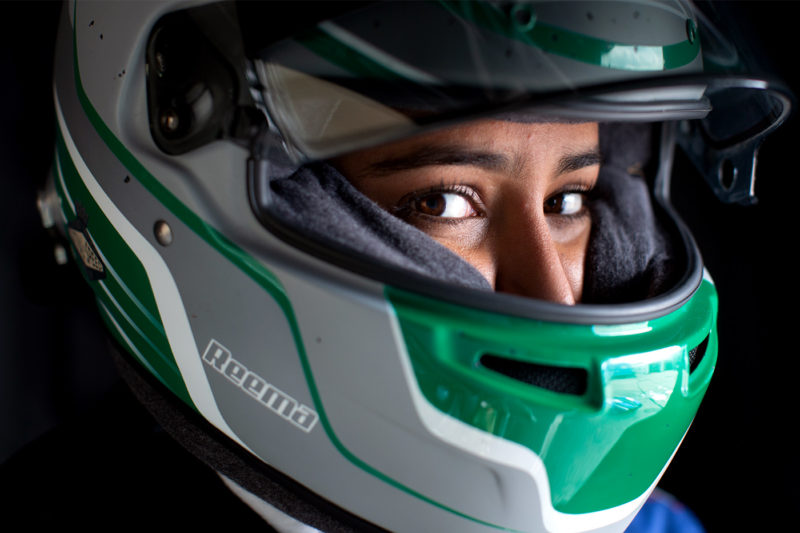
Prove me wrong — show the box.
[250,0,711,161]
[247,0,788,168]
[703,86,788,146]
[259,62,417,161]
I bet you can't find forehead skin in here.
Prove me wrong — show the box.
[339,120,599,181]
[335,120,600,304]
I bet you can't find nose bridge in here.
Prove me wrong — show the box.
[494,208,577,304]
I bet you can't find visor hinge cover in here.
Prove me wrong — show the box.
[678,120,760,205]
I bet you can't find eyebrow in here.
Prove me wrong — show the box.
[361,144,602,178]
[364,146,509,176]
[555,148,602,175]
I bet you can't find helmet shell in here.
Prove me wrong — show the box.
[51,2,724,531]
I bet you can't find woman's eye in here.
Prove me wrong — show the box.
[414,192,477,218]
[544,192,584,216]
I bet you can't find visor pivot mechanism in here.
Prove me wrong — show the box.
[678,120,761,205]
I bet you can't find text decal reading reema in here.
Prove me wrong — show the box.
[202,339,319,433]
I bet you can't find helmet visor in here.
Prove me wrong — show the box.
[240,0,789,162]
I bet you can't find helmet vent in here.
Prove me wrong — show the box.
[479,355,587,396]
[688,335,710,373]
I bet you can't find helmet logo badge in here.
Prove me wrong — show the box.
[67,204,106,281]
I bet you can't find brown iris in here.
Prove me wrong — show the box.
[417,193,448,216]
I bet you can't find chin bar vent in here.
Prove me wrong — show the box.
[481,335,710,395]
[479,355,588,396]
[688,335,710,374]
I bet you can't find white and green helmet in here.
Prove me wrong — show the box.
[45,1,791,532]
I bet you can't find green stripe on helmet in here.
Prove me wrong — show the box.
[440,0,700,71]
[387,279,717,513]
[54,132,191,403]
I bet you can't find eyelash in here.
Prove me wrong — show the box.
[547,184,595,219]
[392,183,484,222]
[392,182,596,223]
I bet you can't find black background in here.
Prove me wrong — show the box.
[2,2,798,531]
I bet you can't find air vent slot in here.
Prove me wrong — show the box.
[479,354,588,396]
[688,335,710,373]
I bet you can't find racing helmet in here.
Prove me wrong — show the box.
[43,1,791,532]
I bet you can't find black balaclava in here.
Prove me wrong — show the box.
[583,123,678,302]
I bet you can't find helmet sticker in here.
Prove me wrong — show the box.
[67,204,106,280]
[202,339,319,433]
